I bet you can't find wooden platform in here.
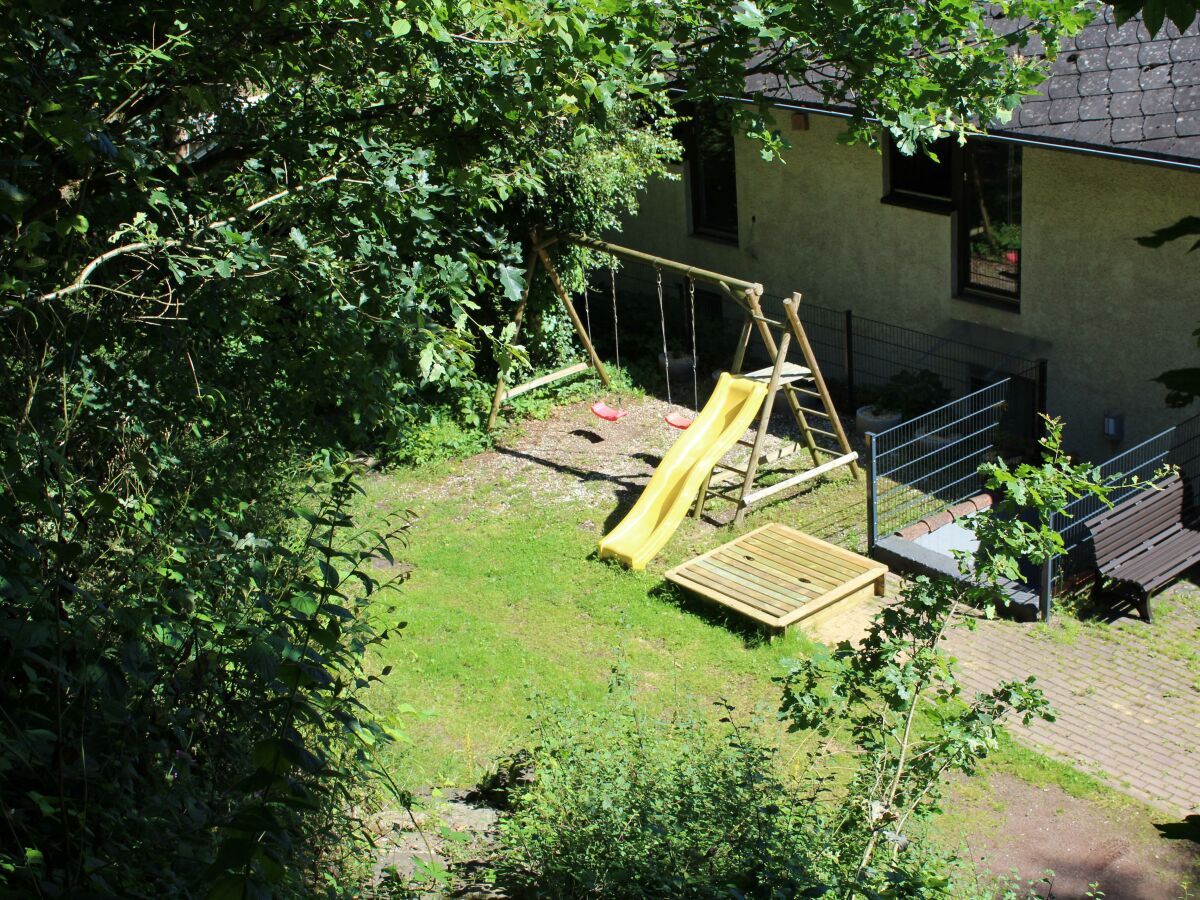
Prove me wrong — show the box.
[741,361,811,385]
[665,523,887,630]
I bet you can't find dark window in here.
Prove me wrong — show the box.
[957,142,1022,304]
[883,135,954,212]
[686,113,739,242]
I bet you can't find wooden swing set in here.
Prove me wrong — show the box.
[486,231,860,524]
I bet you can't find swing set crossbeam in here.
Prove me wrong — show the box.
[501,361,591,402]
[487,230,861,536]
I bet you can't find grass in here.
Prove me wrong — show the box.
[354,387,1192,886]
[359,462,827,787]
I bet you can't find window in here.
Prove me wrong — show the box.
[685,112,739,242]
[881,135,1024,307]
[883,135,954,212]
[957,142,1022,304]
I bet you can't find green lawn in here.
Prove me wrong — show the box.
[352,395,1184,884]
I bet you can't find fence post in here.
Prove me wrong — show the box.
[866,431,878,554]
[1035,357,1048,437]
[1039,557,1053,623]
[842,309,856,411]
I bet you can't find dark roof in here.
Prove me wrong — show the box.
[750,9,1200,168]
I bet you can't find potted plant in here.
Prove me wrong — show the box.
[855,369,950,434]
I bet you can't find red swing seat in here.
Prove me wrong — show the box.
[664,412,692,430]
[591,401,628,422]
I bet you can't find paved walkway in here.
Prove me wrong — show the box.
[812,576,1200,816]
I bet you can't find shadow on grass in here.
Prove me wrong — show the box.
[1154,814,1200,845]
[648,581,777,648]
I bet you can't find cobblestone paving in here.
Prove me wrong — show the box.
[809,577,1200,815]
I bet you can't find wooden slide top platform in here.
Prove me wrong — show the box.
[740,361,811,385]
[665,523,887,629]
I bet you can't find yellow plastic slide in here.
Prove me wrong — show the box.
[598,372,768,570]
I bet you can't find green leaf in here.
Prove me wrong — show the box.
[497,264,526,303]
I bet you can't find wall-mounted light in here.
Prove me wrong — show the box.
[1102,412,1124,443]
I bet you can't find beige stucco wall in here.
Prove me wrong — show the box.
[619,109,1200,461]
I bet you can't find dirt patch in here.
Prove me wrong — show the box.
[951,773,1198,899]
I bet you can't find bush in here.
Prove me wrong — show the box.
[492,677,823,899]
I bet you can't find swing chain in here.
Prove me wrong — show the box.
[688,276,698,412]
[610,258,620,372]
[583,277,592,345]
[656,265,672,406]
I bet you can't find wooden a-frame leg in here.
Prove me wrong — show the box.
[744,290,821,468]
[693,469,713,519]
[536,245,611,388]
[734,330,791,526]
[487,249,541,431]
[784,293,861,479]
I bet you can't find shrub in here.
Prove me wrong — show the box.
[492,677,823,899]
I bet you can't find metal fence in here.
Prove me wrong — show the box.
[866,379,1012,547]
[604,271,1046,439]
[758,293,1047,442]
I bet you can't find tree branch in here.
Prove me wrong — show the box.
[32,174,339,305]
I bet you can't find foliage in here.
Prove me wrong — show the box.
[0,0,1117,893]
[776,420,1113,897]
[0,459,410,896]
[492,674,826,899]
[1,1,678,893]
[870,369,952,419]
[1110,0,1200,35]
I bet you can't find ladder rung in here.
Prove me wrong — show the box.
[786,385,823,400]
[713,462,748,475]
[735,438,756,448]
[806,426,843,441]
[813,445,849,456]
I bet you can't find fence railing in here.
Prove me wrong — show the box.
[866,379,1012,547]
[759,293,1046,442]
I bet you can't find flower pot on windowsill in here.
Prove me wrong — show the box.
[855,405,903,435]
[658,351,697,381]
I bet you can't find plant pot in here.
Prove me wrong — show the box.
[855,405,902,435]
[918,430,961,452]
[658,351,697,381]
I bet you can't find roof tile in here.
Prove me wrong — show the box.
[1107,45,1141,69]
[1079,71,1111,95]
[1140,63,1173,89]
[1110,91,1143,117]
[1176,112,1200,135]
[1049,74,1081,98]
[1170,35,1200,60]
[1111,117,1145,142]
[1017,99,1050,126]
[1174,60,1200,84]
[1139,40,1172,65]
[1143,111,1179,138]
[1141,86,1176,113]
[1174,84,1200,111]
[1049,97,1081,123]
[1075,24,1109,50]
[1078,95,1111,120]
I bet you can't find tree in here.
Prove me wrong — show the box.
[0,0,1123,895]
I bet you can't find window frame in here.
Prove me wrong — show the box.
[953,140,1023,310]
[684,114,740,245]
[880,133,955,215]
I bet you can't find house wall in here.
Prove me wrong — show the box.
[619,109,1200,462]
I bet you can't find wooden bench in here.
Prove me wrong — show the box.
[1083,473,1200,622]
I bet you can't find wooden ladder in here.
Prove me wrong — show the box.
[696,291,860,525]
